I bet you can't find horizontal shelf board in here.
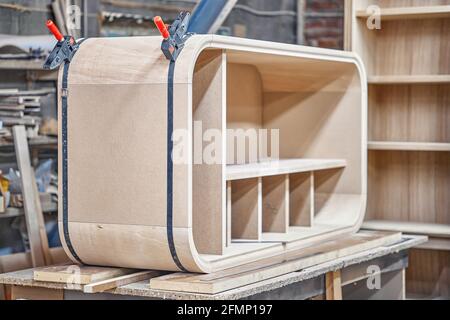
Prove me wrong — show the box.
[416,238,450,251]
[226,159,346,181]
[368,75,450,84]
[356,5,450,21]
[0,202,57,219]
[363,220,450,238]
[368,141,450,152]
[0,136,57,149]
[0,59,49,70]
[231,224,346,244]
[200,242,279,263]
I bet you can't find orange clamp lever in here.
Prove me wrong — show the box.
[153,16,170,40]
[46,20,64,42]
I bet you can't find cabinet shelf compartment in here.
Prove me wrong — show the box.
[368,84,450,144]
[367,151,450,232]
[229,178,262,242]
[353,14,449,78]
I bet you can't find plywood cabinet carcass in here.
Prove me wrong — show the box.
[58,35,368,273]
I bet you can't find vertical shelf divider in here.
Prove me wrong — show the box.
[262,174,289,234]
[289,172,314,227]
[230,177,262,241]
[226,180,232,247]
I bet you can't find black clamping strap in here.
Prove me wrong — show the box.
[166,60,188,272]
[61,39,86,264]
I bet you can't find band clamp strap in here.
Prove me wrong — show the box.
[62,39,86,264]
[166,60,188,272]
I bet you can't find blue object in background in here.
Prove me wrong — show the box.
[35,159,53,193]
[0,247,13,256]
[46,219,61,248]
[188,0,230,34]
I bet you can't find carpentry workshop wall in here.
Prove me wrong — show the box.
[59,34,367,273]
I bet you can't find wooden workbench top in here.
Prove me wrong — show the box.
[0,233,426,300]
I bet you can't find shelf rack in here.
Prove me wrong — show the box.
[347,0,450,298]
[0,59,57,81]
[226,159,348,243]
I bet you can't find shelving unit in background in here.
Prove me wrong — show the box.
[0,59,57,82]
[346,0,450,299]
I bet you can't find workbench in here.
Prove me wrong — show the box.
[0,232,426,300]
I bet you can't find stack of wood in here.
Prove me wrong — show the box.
[0,88,55,140]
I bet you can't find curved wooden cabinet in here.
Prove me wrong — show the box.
[58,35,368,273]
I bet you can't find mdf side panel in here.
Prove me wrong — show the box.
[66,83,171,227]
[192,50,226,255]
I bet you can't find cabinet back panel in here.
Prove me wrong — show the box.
[373,19,450,76]
[367,151,450,224]
[369,84,450,142]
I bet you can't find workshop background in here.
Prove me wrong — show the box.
[0,0,345,260]
[0,0,448,301]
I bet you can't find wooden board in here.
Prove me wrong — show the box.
[192,50,226,255]
[369,75,450,84]
[356,5,450,21]
[149,231,402,294]
[226,159,347,181]
[13,125,50,267]
[363,220,450,238]
[34,265,136,285]
[368,142,450,152]
[325,270,342,300]
[83,270,163,294]
[289,172,314,227]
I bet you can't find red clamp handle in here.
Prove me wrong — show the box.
[154,16,170,40]
[47,20,64,42]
